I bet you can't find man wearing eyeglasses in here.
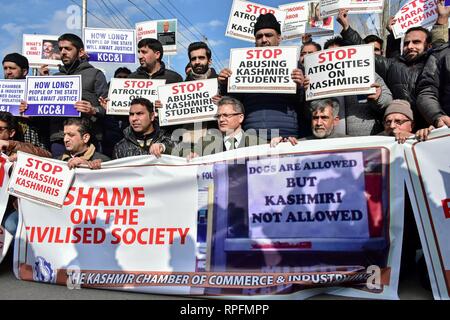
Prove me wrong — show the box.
[379,100,433,143]
[188,96,266,157]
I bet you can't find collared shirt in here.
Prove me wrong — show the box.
[223,130,243,151]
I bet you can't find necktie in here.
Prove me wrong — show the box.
[228,137,237,150]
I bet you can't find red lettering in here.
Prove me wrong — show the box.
[246,48,282,59]
[245,4,275,15]
[443,199,450,219]
[25,158,62,174]
[124,80,153,88]
[172,82,204,94]
[319,48,357,63]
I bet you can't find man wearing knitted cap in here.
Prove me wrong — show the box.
[2,53,48,150]
[218,13,305,140]
[379,99,433,143]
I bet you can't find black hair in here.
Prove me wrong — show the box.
[0,111,23,141]
[405,26,432,45]
[188,42,212,60]
[137,38,164,62]
[301,41,322,52]
[58,33,84,50]
[114,67,132,77]
[130,97,154,114]
[63,117,93,143]
[324,36,349,49]
[363,34,384,47]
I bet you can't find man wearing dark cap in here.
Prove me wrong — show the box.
[2,53,48,150]
[217,13,305,140]
[29,33,109,158]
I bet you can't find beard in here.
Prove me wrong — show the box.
[312,126,333,139]
[192,63,209,75]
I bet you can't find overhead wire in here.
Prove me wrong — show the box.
[69,0,115,28]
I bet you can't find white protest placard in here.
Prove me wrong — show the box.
[226,0,287,43]
[228,46,298,94]
[84,27,136,63]
[320,0,384,18]
[22,34,61,68]
[304,44,375,101]
[305,1,335,36]
[392,0,437,39]
[158,78,218,126]
[136,19,177,55]
[404,128,450,300]
[0,80,26,116]
[279,2,309,40]
[107,78,166,115]
[24,75,81,117]
[8,152,75,209]
[247,152,369,239]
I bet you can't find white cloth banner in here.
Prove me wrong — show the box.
[11,135,406,299]
[404,127,450,300]
[0,155,12,264]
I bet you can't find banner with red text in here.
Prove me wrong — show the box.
[158,78,218,126]
[8,152,75,209]
[12,135,405,299]
[228,46,298,94]
[107,78,166,115]
[22,34,61,68]
[226,0,287,43]
[404,128,450,300]
[304,44,375,101]
[392,0,437,39]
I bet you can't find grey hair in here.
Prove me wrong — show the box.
[309,98,340,118]
[217,96,245,114]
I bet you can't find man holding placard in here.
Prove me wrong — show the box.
[25,33,108,159]
[337,3,450,130]
[218,13,305,139]
[2,53,47,149]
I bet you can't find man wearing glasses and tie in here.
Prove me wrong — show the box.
[188,96,266,158]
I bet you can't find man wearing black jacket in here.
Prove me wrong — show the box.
[129,38,182,83]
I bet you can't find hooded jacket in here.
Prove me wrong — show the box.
[51,60,108,142]
[129,61,183,84]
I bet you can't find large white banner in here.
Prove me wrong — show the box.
[404,128,450,300]
[226,0,287,43]
[228,46,298,94]
[136,19,177,56]
[11,136,406,299]
[320,0,384,18]
[22,34,61,68]
[392,0,437,39]
[304,44,375,101]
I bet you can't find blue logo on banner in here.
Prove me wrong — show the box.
[90,52,135,63]
[34,256,55,283]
